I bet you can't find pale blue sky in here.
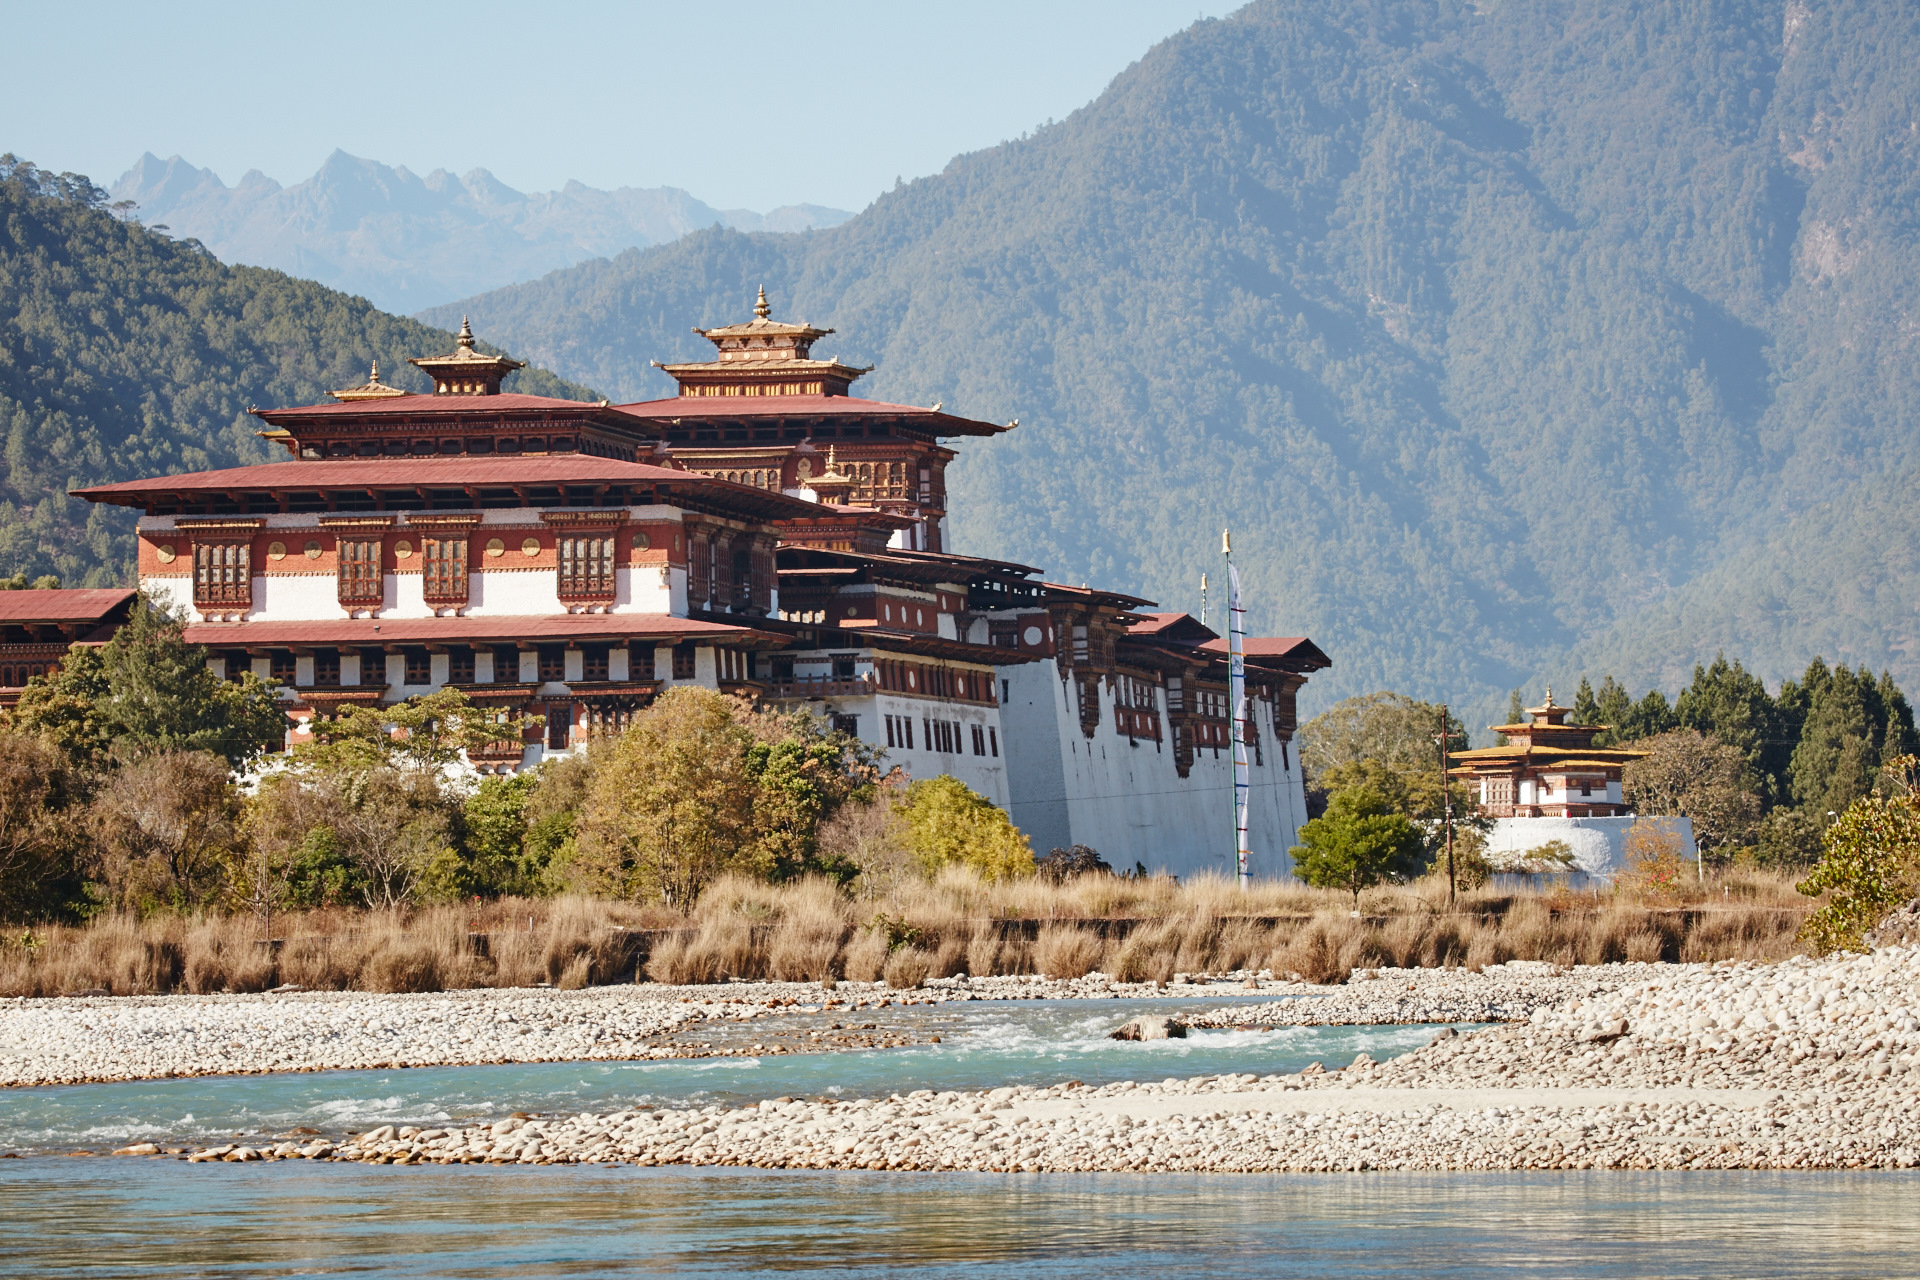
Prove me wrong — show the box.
[6,1,1242,212]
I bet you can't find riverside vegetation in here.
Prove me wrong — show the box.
[2,602,1913,999]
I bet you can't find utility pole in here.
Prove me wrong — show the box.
[1436,706,1456,906]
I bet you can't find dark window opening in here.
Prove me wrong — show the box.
[269,650,297,685]
[548,706,571,750]
[493,646,523,682]
[582,645,610,682]
[448,646,475,684]
[538,646,566,683]
[403,648,431,686]
[312,651,341,688]
[672,642,697,680]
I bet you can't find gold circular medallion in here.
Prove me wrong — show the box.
[304,540,323,560]
[521,537,541,556]
[634,531,651,550]
[155,543,176,564]
[267,541,287,561]
[486,538,506,558]
[394,540,413,559]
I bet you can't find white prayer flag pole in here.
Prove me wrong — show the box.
[1225,529,1251,890]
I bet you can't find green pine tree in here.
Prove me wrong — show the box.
[1675,654,1787,803]
[1573,677,1600,727]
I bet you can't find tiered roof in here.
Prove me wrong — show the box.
[74,455,819,522]
[630,290,1011,439]
[1448,688,1647,776]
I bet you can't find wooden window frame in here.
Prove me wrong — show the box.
[422,535,469,605]
[337,538,383,607]
[557,533,617,601]
[193,541,252,608]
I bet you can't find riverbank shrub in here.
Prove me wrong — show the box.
[1797,757,1920,952]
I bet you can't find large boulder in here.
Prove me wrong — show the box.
[1109,1015,1188,1041]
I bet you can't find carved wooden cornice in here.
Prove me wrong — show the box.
[317,515,397,530]
[539,510,628,526]
[175,517,267,532]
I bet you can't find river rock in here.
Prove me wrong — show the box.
[1110,1015,1187,1041]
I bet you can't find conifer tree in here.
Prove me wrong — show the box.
[1676,654,1788,802]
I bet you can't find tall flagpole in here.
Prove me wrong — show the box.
[1199,573,1208,627]
[1226,530,1251,891]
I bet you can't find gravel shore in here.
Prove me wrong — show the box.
[0,972,1241,1087]
[76,946,1920,1173]
[2,962,1638,1089]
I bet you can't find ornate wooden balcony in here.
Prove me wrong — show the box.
[766,674,877,700]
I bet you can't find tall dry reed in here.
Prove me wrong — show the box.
[0,870,1815,997]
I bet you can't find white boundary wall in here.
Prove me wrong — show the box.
[1487,815,1698,883]
[1000,663,1307,881]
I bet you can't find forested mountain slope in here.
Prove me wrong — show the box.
[424,0,1920,730]
[0,157,593,589]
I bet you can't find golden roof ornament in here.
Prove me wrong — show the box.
[408,316,525,395]
[808,446,858,504]
[329,356,408,401]
[754,285,771,320]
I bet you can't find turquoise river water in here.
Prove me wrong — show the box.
[2,998,1913,1276]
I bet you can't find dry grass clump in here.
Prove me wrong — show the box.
[883,946,932,989]
[0,869,1818,996]
[1033,924,1101,979]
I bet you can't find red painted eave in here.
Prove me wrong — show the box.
[618,394,1009,437]
[253,394,654,425]
[69,456,823,516]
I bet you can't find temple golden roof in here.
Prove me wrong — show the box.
[329,358,409,402]
[408,317,525,395]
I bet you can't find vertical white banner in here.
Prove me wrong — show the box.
[1228,561,1250,889]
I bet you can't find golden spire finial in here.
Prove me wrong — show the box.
[1545,683,1554,704]
[754,285,770,320]
[457,316,475,349]
[369,357,380,381]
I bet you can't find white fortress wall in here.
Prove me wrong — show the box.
[999,663,1306,878]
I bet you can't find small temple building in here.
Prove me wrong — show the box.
[1447,689,1647,817]
[69,294,1330,878]
[1447,689,1691,881]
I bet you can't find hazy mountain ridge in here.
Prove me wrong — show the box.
[110,151,854,313]
[420,0,1920,733]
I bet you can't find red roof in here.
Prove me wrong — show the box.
[618,394,1009,437]
[1040,581,1157,609]
[71,456,821,516]
[183,614,787,648]
[0,588,137,623]
[256,393,652,423]
[1198,636,1332,670]
[1128,611,1216,639]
